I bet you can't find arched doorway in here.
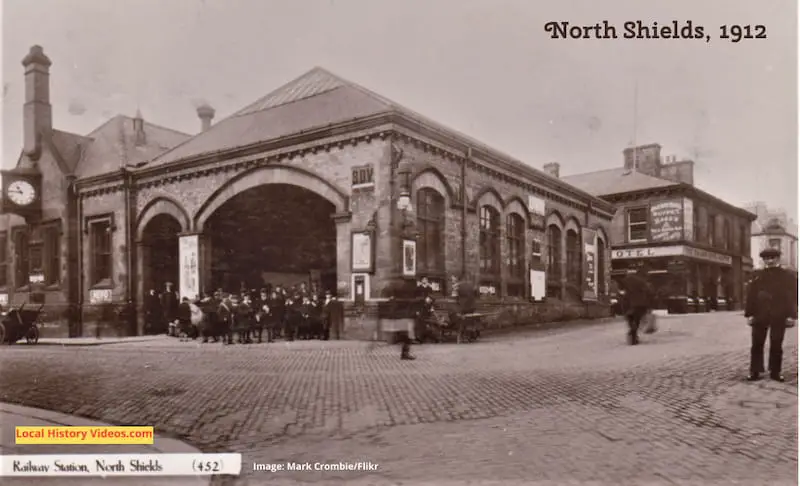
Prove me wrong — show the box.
[141,214,181,295]
[204,183,338,294]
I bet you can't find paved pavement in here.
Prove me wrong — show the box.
[0,403,207,485]
[0,311,796,485]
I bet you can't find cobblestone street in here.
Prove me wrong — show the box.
[1,312,797,485]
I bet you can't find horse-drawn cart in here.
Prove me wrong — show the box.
[0,303,44,345]
[419,310,486,344]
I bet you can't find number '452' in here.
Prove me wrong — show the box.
[720,25,767,43]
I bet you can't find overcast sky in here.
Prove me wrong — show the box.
[2,0,797,219]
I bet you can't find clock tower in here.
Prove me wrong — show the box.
[1,167,43,223]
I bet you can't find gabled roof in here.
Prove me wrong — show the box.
[561,167,678,196]
[75,115,190,179]
[50,129,92,173]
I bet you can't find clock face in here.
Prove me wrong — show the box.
[7,180,36,206]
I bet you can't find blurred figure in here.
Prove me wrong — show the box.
[619,267,654,346]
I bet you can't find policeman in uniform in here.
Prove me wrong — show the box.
[744,247,797,382]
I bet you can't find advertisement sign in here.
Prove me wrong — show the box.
[683,198,694,241]
[650,199,684,242]
[527,195,546,229]
[530,269,546,301]
[582,228,597,300]
[179,234,200,300]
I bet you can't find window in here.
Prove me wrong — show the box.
[627,208,648,242]
[565,229,582,297]
[531,238,543,264]
[769,238,782,253]
[479,206,501,279]
[694,207,702,243]
[14,229,29,288]
[0,233,7,288]
[89,219,113,285]
[546,224,562,298]
[707,213,716,246]
[44,225,61,285]
[506,213,526,297]
[416,188,445,275]
[722,219,731,250]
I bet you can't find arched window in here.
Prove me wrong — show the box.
[566,229,582,299]
[416,188,445,276]
[546,224,562,298]
[506,213,526,297]
[597,238,607,296]
[479,205,501,294]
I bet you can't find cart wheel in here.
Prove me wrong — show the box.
[0,322,6,345]
[26,326,39,345]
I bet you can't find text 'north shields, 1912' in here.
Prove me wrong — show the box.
[543,21,767,43]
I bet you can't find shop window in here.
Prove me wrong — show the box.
[546,224,562,298]
[565,229,582,298]
[0,232,7,288]
[506,213,526,297]
[88,216,114,286]
[13,229,29,289]
[627,207,648,242]
[479,205,501,282]
[416,188,445,276]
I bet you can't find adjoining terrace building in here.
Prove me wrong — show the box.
[0,45,614,339]
[562,143,756,312]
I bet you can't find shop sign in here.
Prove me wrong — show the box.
[478,284,497,296]
[650,199,683,242]
[612,245,733,266]
[89,289,112,304]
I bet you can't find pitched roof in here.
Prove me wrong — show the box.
[561,167,678,196]
[50,129,92,173]
[75,115,190,179]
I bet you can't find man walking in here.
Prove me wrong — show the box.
[745,247,797,382]
[620,267,654,345]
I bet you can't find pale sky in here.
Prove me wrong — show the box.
[2,0,797,219]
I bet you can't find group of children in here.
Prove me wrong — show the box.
[172,283,343,344]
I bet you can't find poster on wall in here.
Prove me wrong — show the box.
[649,199,684,241]
[527,195,546,229]
[582,228,597,301]
[530,269,546,301]
[683,198,694,241]
[351,232,374,273]
[402,240,417,277]
[179,234,200,300]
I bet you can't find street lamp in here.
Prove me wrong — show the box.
[396,161,412,213]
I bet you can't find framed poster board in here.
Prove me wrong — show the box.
[402,239,417,277]
[351,232,374,273]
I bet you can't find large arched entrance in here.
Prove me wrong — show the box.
[204,183,338,294]
[141,214,181,295]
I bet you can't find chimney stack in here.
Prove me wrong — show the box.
[133,109,146,146]
[196,104,215,132]
[22,45,53,157]
[543,162,560,178]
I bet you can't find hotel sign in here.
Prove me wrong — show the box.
[612,245,733,266]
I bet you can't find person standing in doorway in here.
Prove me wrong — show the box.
[620,267,654,345]
[144,289,162,335]
[745,247,797,382]
[160,282,179,336]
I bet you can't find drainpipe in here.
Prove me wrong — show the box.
[461,148,470,278]
[74,180,84,337]
[121,167,135,335]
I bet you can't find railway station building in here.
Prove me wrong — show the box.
[0,45,615,339]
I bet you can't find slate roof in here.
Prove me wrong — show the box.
[74,115,191,179]
[561,167,679,196]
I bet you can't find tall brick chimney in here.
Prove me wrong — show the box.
[623,143,662,177]
[197,104,215,132]
[543,162,560,178]
[22,45,53,157]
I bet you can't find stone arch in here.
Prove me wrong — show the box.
[504,196,529,222]
[564,216,582,235]
[594,225,609,246]
[193,164,349,232]
[546,210,565,230]
[411,166,455,203]
[472,186,504,212]
[136,196,190,241]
